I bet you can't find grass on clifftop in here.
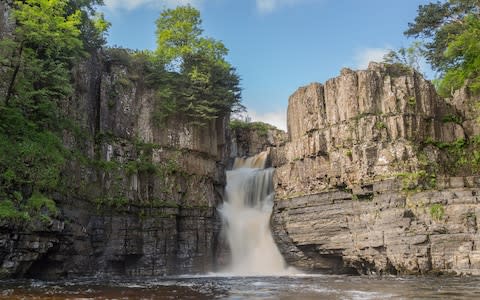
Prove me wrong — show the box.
[229,119,278,136]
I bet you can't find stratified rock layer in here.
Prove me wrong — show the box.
[272,63,480,275]
[0,52,227,279]
[229,122,287,168]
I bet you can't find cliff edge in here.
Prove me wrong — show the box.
[272,62,480,275]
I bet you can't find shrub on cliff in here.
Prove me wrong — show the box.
[229,119,276,137]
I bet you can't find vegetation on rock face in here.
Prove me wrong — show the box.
[0,1,243,216]
[383,0,480,181]
[383,41,424,73]
[397,170,437,191]
[229,119,277,137]
[430,203,445,221]
[0,0,108,221]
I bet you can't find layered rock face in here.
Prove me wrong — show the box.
[272,63,480,275]
[275,64,465,198]
[0,52,227,278]
[229,122,287,167]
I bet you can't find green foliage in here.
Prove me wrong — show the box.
[0,200,30,222]
[422,135,480,174]
[383,41,424,73]
[438,15,480,96]
[374,121,386,130]
[408,96,417,106]
[430,203,445,221]
[0,192,58,224]
[345,149,353,158]
[0,107,66,194]
[405,0,479,70]
[13,0,82,54]
[155,5,204,65]
[0,0,106,222]
[26,192,58,216]
[442,114,463,124]
[229,119,276,137]
[405,1,480,96]
[397,170,437,191]
[153,6,243,125]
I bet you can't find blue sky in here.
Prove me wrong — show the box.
[101,0,432,130]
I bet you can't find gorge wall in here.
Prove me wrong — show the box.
[271,63,480,275]
[0,51,228,279]
[228,121,287,168]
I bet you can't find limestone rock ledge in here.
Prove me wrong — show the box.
[272,63,480,275]
[273,177,480,275]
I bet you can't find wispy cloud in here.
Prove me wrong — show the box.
[256,0,305,14]
[103,0,202,11]
[242,109,287,131]
[354,47,390,69]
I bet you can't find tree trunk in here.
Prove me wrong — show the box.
[5,41,24,106]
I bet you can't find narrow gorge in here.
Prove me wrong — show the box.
[4,0,480,298]
[2,53,480,278]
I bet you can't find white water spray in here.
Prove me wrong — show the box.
[219,151,293,275]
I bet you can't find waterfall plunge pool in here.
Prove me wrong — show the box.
[4,152,480,299]
[3,275,480,299]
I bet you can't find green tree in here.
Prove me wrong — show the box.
[0,0,96,213]
[154,5,242,124]
[383,41,424,73]
[405,0,479,70]
[438,14,480,95]
[405,0,480,96]
[2,0,82,106]
[66,0,110,51]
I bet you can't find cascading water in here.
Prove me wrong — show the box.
[219,151,293,275]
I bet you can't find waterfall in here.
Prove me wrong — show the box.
[219,151,293,275]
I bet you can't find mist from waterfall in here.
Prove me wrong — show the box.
[218,151,293,275]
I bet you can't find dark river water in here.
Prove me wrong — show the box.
[2,274,480,299]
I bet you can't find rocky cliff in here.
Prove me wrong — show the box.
[272,63,480,275]
[0,51,228,279]
[228,120,287,168]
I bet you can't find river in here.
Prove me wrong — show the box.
[3,155,479,299]
[2,274,480,299]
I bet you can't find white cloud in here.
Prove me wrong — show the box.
[104,0,201,11]
[354,47,390,70]
[246,109,287,131]
[256,0,304,14]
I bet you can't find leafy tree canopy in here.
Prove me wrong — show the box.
[154,5,243,124]
[0,0,106,211]
[405,0,479,70]
[405,0,480,96]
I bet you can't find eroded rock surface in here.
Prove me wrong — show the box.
[0,52,227,279]
[272,63,480,275]
[229,122,287,167]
